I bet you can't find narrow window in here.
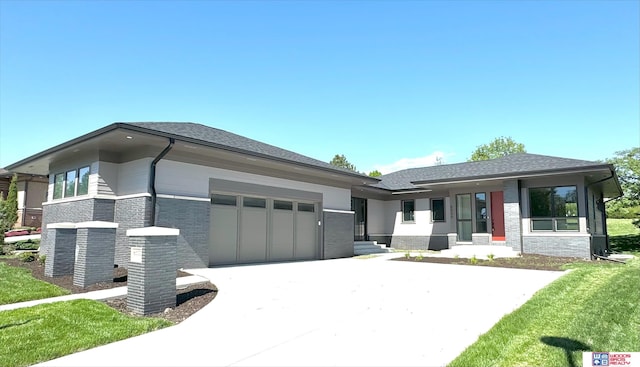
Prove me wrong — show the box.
[298,203,315,212]
[274,200,293,210]
[211,194,237,206]
[475,193,487,232]
[64,170,77,198]
[402,200,415,222]
[431,198,445,222]
[77,166,90,196]
[243,197,266,208]
[53,173,64,199]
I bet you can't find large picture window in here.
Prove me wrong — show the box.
[52,166,90,200]
[529,186,578,231]
[402,200,415,223]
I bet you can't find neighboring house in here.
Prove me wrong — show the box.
[0,169,48,228]
[5,122,621,267]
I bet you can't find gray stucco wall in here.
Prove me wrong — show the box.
[390,235,449,250]
[323,211,354,259]
[114,197,151,267]
[40,198,114,257]
[503,180,522,251]
[523,235,591,259]
[156,198,210,269]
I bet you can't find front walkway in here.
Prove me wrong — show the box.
[38,257,564,367]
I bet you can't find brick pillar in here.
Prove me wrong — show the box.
[447,233,457,248]
[126,227,179,316]
[44,223,77,277]
[503,180,522,252]
[73,221,118,287]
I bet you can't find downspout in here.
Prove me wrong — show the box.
[586,170,623,254]
[149,138,175,226]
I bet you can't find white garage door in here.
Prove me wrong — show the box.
[209,194,319,266]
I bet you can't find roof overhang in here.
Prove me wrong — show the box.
[6,123,379,187]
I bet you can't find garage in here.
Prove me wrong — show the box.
[208,180,322,266]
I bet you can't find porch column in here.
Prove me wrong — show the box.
[503,180,522,252]
[44,223,76,277]
[73,221,118,287]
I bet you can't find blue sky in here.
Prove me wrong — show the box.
[1,1,638,174]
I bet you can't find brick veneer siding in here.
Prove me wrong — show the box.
[503,180,522,251]
[155,198,210,269]
[40,198,115,257]
[472,233,491,246]
[323,211,354,259]
[73,226,117,287]
[391,235,449,250]
[44,228,77,277]
[523,235,591,259]
[114,197,151,267]
[127,233,177,315]
[368,235,392,248]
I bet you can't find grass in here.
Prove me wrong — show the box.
[449,258,640,367]
[0,299,172,367]
[607,218,640,255]
[0,262,69,305]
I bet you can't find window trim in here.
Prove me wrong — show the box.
[430,198,445,222]
[529,185,579,232]
[401,199,415,223]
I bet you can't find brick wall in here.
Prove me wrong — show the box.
[114,197,151,267]
[390,235,448,250]
[323,211,354,259]
[523,235,591,259]
[156,198,210,268]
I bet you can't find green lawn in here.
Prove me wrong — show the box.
[607,218,640,254]
[0,299,172,367]
[608,218,640,236]
[449,259,640,367]
[0,262,69,305]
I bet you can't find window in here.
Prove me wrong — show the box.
[298,203,315,212]
[53,173,64,199]
[243,197,266,208]
[402,200,415,222]
[431,198,445,222]
[77,166,90,196]
[274,200,293,210]
[52,166,90,200]
[529,186,578,231]
[475,193,487,232]
[211,194,237,206]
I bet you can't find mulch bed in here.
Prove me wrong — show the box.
[0,258,218,324]
[392,253,593,271]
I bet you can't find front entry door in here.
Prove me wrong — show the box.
[490,191,505,241]
[351,197,367,241]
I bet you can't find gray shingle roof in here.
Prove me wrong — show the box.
[375,153,610,190]
[124,122,369,178]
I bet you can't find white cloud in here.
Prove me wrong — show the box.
[373,151,448,174]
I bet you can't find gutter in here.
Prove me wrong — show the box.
[149,138,175,226]
[585,167,623,254]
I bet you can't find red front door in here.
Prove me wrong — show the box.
[490,191,505,241]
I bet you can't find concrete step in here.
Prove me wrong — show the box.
[354,241,391,255]
[440,245,519,259]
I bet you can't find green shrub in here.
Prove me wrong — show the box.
[415,251,423,261]
[404,251,410,259]
[18,252,36,262]
[38,254,46,265]
[454,254,460,259]
[469,255,478,265]
[14,239,40,250]
[487,253,495,261]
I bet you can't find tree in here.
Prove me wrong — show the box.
[468,136,526,161]
[3,174,18,229]
[605,147,640,226]
[329,154,357,172]
[368,170,382,177]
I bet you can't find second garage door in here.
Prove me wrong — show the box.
[209,193,319,266]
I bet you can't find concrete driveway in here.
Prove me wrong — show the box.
[39,256,565,366]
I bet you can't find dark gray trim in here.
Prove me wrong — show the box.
[149,138,175,226]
